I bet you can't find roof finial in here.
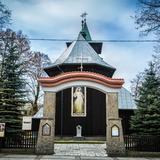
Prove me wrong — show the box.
[80,12,87,27]
[80,12,88,20]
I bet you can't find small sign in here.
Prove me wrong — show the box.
[42,123,51,136]
[22,116,32,130]
[0,123,5,137]
[111,125,119,137]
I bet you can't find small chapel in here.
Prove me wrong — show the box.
[34,15,136,154]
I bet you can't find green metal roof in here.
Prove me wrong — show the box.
[80,20,92,41]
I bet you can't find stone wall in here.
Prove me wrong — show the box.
[36,92,56,155]
[106,93,125,155]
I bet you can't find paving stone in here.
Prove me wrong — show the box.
[54,144,107,157]
[1,144,159,160]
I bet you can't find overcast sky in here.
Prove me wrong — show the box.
[3,0,156,91]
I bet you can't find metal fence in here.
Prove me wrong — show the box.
[0,131,38,149]
[1,132,160,152]
[124,135,160,152]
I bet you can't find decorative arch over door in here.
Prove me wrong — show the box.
[36,71,126,155]
[38,71,124,93]
[55,87,106,136]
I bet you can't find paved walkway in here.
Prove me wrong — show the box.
[54,144,107,157]
[0,144,160,159]
[0,154,160,160]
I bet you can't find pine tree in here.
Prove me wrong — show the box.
[131,62,160,135]
[0,29,29,132]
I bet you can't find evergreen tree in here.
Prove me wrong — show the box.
[131,62,160,135]
[0,29,29,132]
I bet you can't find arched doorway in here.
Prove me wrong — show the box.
[55,87,106,137]
[36,71,125,155]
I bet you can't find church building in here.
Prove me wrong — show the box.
[33,18,136,136]
[34,16,136,155]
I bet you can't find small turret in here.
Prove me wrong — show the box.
[67,13,102,54]
[80,12,92,41]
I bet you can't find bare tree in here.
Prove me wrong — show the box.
[152,52,160,76]
[25,51,51,115]
[0,30,52,115]
[0,1,11,30]
[0,29,30,78]
[131,0,160,98]
[135,0,160,36]
[131,72,144,100]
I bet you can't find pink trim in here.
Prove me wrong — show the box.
[38,71,124,88]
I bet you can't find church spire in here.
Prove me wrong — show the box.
[80,12,92,41]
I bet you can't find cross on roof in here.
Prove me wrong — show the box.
[80,12,88,20]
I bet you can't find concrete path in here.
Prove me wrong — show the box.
[0,154,160,160]
[0,144,160,159]
[54,144,107,157]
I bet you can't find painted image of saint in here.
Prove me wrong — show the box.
[73,87,84,114]
[0,123,5,137]
[71,86,86,117]
[0,124,5,132]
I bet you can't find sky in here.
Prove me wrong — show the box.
[2,0,156,91]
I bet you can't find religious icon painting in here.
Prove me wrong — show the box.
[71,86,86,117]
[0,123,5,137]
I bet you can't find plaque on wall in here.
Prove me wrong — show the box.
[71,86,86,117]
[0,123,5,137]
[111,125,119,137]
[42,123,51,136]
